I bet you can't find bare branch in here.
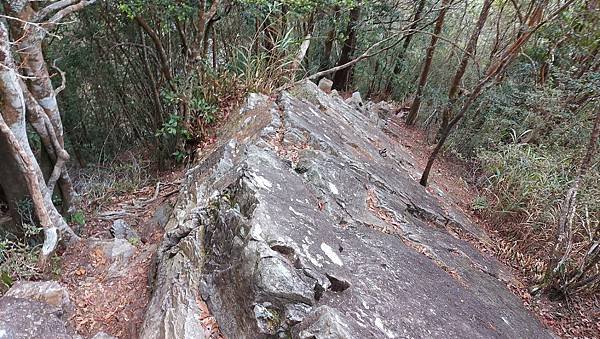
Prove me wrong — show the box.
[45,0,97,30]
[35,0,79,22]
[52,58,67,95]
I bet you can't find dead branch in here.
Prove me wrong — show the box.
[52,58,67,95]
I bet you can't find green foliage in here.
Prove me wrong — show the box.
[190,97,218,124]
[117,0,195,19]
[471,196,489,211]
[70,211,86,226]
[156,114,191,140]
[172,150,189,163]
[127,237,141,246]
[478,142,600,290]
[478,144,572,226]
[0,223,44,294]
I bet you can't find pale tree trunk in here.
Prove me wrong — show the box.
[0,22,78,267]
[406,0,451,125]
[2,1,96,214]
[440,0,493,131]
[289,34,312,80]
[542,108,600,294]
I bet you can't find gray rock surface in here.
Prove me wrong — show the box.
[0,297,74,339]
[142,81,552,338]
[4,280,70,311]
[91,332,117,339]
[111,219,140,241]
[96,238,136,279]
[345,91,364,110]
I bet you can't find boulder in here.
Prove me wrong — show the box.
[4,280,70,311]
[141,81,552,338]
[140,203,173,242]
[0,297,74,339]
[367,100,397,121]
[91,332,117,339]
[345,91,364,110]
[96,238,136,279]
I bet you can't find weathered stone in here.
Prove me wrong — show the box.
[96,238,136,279]
[367,100,397,120]
[91,332,117,339]
[110,219,139,241]
[317,78,333,93]
[345,91,363,110]
[295,306,353,339]
[0,297,74,339]
[142,81,552,338]
[140,203,173,242]
[5,280,70,311]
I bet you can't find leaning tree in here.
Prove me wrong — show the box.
[0,0,96,266]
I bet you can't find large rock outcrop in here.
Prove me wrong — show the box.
[141,82,551,338]
[0,281,75,338]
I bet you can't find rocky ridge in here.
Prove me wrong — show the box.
[140,81,552,338]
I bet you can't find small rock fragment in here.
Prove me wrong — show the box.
[110,219,140,242]
[318,78,333,93]
[345,91,364,110]
[91,332,117,339]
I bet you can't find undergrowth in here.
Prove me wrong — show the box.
[477,143,600,294]
[0,223,60,295]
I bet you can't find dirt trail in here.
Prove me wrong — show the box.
[60,171,181,338]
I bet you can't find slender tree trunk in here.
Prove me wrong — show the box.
[440,0,493,131]
[318,6,340,74]
[406,0,451,125]
[385,0,427,93]
[332,4,361,91]
[419,0,572,186]
[543,108,600,293]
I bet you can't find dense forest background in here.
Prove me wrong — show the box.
[0,0,598,319]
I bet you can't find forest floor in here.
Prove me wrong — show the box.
[58,169,182,338]
[55,108,597,338]
[387,114,599,338]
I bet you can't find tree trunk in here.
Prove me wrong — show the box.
[440,0,493,131]
[4,2,79,214]
[543,108,600,294]
[419,0,568,186]
[385,0,427,94]
[0,22,78,267]
[332,4,361,91]
[406,0,451,125]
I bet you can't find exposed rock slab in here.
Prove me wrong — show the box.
[141,82,552,338]
[0,297,74,339]
[4,280,70,310]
